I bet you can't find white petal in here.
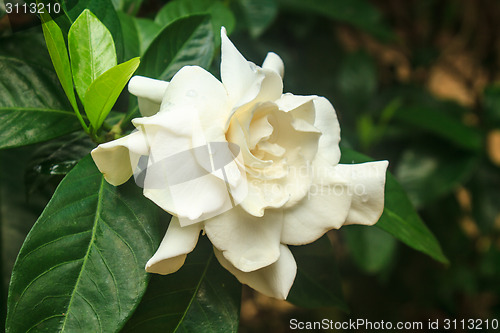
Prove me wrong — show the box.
[160,66,229,141]
[133,108,240,224]
[204,206,283,272]
[220,29,282,112]
[91,131,149,186]
[143,175,234,226]
[214,244,297,300]
[336,161,389,225]
[145,216,202,275]
[262,52,284,79]
[129,76,169,103]
[129,76,169,116]
[281,160,353,245]
[276,93,315,115]
[221,28,263,108]
[239,176,288,217]
[254,69,283,105]
[313,97,341,165]
[226,115,272,170]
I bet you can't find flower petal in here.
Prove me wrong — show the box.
[239,176,288,217]
[134,109,238,225]
[143,175,234,226]
[128,76,169,116]
[214,244,297,300]
[160,66,229,141]
[336,161,389,225]
[312,97,341,165]
[204,206,283,272]
[129,76,169,103]
[221,27,264,108]
[145,216,202,275]
[262,52,284,79]
[91,130,149,186]
[276,93,315,114]
[281,160,353,245]
[220,28,282,113]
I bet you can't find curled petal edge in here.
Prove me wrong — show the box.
[214,244,297,300]
[91,130,149,186]
[145,216,202,275]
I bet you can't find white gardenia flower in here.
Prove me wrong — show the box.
[91,28,388,300]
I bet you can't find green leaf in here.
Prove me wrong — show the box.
[343,225,396,273]
[117,11,140,60]
[393,106,482,151]
[138,15,214,80]
[277,0,394,41]
[122,236,241,332]
[26,133,94,176]
[287,236,347,310]
[134,18,162,56]
[63,0,124,62]
[234,0,277,37]
[84,57,140,131]
[25,132,95,195]
[0,57,81,149]
[6,155,160,333]
[207,2,236,44]
[0,29,52,68]
[155,0,235,46]
[41,12,79,115]
[340,147,449,264]
[395,145,479,207]
[1,147,54,331]
[68,9,118,101]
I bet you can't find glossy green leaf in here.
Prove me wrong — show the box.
[1,147,54,331]
[63,0,124,62]
[207,2,236,43]
[0,29,52,68]
[343,225,396,273]
[122,236,241,332]
[234,0,277,37]
[6,155,160,333]
[0,57,80,149]
[138,15,214,80]
[393,106,482,151]
[25,133,95,195]
[287,236,347,310]
[68,9,117,102]
[84,57,140,131]
[340,147,449,264]
[277,0,394,41]
[117,11,140,60]
[26,133,93,175]
[134,18,162,56]
[155,0,235,45]
[41,12,79,115]
[396,145,479,207]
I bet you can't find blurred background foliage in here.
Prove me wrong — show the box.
[1,0,500,331]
